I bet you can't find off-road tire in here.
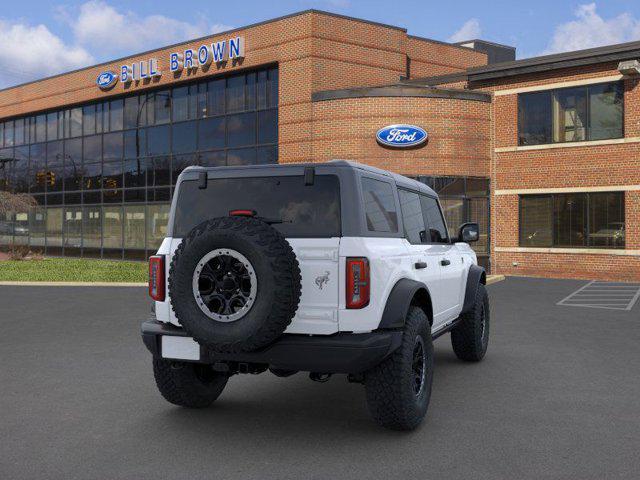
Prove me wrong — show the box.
[169,217,301,353]
[364,307,433,431]
[451,283,489,362]
[153,358,228,408]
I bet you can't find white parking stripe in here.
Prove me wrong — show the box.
[557,281,640,311]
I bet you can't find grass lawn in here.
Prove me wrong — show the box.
[0,258,147,283]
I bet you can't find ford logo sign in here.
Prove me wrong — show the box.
[96,71,118,90]
[376,124,428,148]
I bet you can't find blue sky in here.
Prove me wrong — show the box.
[1,0,640,88]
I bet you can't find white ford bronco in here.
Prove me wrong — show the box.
[142,161,489,430]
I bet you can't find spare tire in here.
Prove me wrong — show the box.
[169,216,301,352]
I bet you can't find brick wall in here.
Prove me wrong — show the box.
[406,37,487,79]
[309,95,491,177]
[481,63,640,281]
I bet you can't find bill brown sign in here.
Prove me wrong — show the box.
[96,36,245,89]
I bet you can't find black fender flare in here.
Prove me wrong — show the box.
[461,265,486,315]
[378,278,432,330]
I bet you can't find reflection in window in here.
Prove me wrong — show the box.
[124,205,145,249]
[361,177,398,233]
[227,112,256,147]
[399,189,426,244]
[172,121,197,153]
[198,117,225,150]
[519,193,624,248]
[29,207,46,248]
[420,196,449,243]
[147,204,170,249]
[103,206,122,248]
[82,206,101,249]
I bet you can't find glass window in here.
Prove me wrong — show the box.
[46,141,64,193]
[361,177,398,233]
[518,91,552,145]
[439,198,464,239]
[207,79,225,116]
[196,83,207,118]
[64,207,83,250]
[102,160,122,191]
[0,122,4,148]
[257,109,277,144]
[29,207,46,248]
[95,103,104,134]
[82,206,101,249]
[124,205,145,249]
[83,106,96,136]
[399,189,427,244]
[13,146,29,193]
[246,72,256,110]
[6,121,15,146]
[147,125,170,155]
[0,148,13,191]
[589,83,623,141]
[519,193,624,248]
[28,143,46,193]
[172,86,189,122]
[554,193,587,247]
[45,207,63,248]
[64,138,82,192]
[146,204,170,250]
[35,115,47,143]
[147,156,170,186]
[199,150,226,167]
[227,112,256,147]
[124,96,139,129]
[109,99,124,131]
[69,108,82,137]
[124,158,146,188]
[268,67,279,108]
[124,129,145,158]
[172,121,197,154]
[154,91,171,124]
[420,195,449,243]
[588,192,625,248]
[226,75,245,113]
[14,118,25,145]
[519,82,623,145]
[227,148,256,166]
[83,134,101,163]
[553,87,587,143]
[198,117,225,150]
[257,70,268,110]
[256,145,277,165]
[174,176,341,238]
[103,132,123,160]
[103,206,122,249]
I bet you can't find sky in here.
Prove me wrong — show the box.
[1,0,640,88]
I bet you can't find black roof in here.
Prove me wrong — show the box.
[466,39,640,81]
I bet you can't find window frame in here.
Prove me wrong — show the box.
[517,81,624,146]
[397,187,428,245]
[518,192,625,249]
[360,176,400,235]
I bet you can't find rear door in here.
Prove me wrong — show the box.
[397,189,444,323]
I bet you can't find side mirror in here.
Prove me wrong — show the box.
[457,222,479,243]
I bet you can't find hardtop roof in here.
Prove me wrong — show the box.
[183,160,437,197]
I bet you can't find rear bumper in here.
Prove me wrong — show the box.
[141,320,402,374]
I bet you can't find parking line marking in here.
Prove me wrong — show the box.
[557,281,640,311]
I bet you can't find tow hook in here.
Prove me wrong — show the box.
[309,372,332,383]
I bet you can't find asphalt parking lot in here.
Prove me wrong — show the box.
[1,276,639,480]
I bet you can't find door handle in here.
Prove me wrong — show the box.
[440,259,451,266]
[414,262,427,270]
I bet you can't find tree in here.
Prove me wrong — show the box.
[0,191,37,216]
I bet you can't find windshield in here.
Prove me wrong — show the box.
[173,175,341,238]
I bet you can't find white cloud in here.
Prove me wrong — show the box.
[448,19,481,43]
[543,3,640,54]
[0,20,93,88]
[68,1,233,57]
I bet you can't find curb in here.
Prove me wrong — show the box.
[486,275,506,285]
[0,281,147,287]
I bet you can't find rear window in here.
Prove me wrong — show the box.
[173,175,341,237]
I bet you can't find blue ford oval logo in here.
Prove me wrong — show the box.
[376,124,428,148]
[96,71,118,90]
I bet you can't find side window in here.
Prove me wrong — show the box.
[361,177,398,233]
[398,189,427,244]
[420,195,449,243]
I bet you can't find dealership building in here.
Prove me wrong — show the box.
[0,10,638,281]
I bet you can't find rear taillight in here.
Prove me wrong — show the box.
[149,255,165,301]
[346,257,370,309]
